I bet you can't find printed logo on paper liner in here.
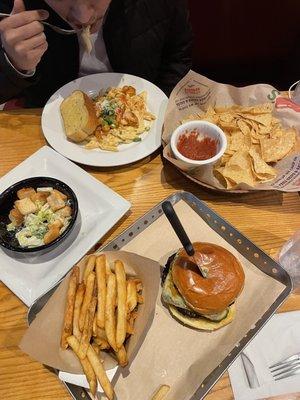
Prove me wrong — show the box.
[270,157,300,191]
[275,97,300,113]
[175,80,211,111]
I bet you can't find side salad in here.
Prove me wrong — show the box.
[7,186,72,248]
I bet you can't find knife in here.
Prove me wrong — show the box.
[240,352,260,389]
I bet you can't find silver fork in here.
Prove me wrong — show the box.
[0,12,77,35]
[269,353,300,381]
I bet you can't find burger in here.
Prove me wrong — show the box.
[162,242,245,330]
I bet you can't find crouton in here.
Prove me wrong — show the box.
[37,187,53,193]
[53,189,68,201]
[55,205,72,218]
[49,219,63,230]
[30,192,49,205]
[47,192,65,211]
[15,198,38,215]
[17,187,36,200]
[44,226,60,244]
[9,208,24,226]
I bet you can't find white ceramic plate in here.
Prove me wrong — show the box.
[42,73,168,167]
[0,146,131,306]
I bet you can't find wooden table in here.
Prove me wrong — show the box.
[0,109,299,400]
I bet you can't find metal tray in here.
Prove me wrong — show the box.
[27,191,292,400]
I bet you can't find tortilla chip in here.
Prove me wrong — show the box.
[249,147,276,181]
[222,165,256,187]
[236,119,251,136]
[222,151,257,187]
[203,115,220,124]
[229,131,251,152]
[260,129,296,162]
[205,106,216,116]
[238,112,272,127]
[219,113,234,123]
[239,103,273,115]
[213,167,236,189]
[218,121,237,131]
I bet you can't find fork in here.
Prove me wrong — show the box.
[269,353,300,381]
[0,13,77,35]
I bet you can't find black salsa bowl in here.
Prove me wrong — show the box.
[0,176,78,253]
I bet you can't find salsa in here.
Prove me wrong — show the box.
[177,130,218,161]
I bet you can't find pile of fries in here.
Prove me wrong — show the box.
[60,254,143,399]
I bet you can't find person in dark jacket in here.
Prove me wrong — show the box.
[0,0,192,107]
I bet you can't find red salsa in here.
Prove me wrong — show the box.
[177,130,218,161]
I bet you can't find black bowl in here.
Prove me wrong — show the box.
[0,177,78,253]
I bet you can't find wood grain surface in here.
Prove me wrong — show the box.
[0,109,299,400]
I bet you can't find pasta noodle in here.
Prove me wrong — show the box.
[85,86,156,151]
[81,25,92,54]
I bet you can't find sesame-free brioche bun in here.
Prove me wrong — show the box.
[172,242,245,315]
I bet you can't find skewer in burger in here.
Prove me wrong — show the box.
[162,242,245,330]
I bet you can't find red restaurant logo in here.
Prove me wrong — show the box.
[175,80,211,111]
[184,85,203,95]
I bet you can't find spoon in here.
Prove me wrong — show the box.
[162,201,207,278]
[0,13,77,35]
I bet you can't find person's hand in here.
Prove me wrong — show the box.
[0,0,49,72]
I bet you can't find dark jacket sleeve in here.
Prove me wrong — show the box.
[156,0,192,96]
[0,48,40,104]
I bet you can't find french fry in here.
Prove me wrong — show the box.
[106,256,111,275]
[151,385,170,400]
[61,266,79,349]
[96,255,107,329]
[83,255,96,284]
[126,279,137,313]
[78,296,97,359]
[96,327,107,340]
[79,272,95,332]
[116,345,128,367]
[73,282,85,340]
[67,335,97,397]
[87,344,114,400]
[105,273,117,351]
[115,260,127,349]
[91,342,100,355]
[94,336,111,350]
[92,314,97,337]
[137,293,144,304]
[131,278,143,293]
[126,322,134,335]
[126,310,138,335]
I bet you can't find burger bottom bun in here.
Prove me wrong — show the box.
[168,304,236,331]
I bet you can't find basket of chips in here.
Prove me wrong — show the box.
[163,71,300,192]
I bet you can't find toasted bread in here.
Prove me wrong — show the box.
[60,90,98,143]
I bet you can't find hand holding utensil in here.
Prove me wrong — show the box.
[0,0,50,72]
[0,11,77,35]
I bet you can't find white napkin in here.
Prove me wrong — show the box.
[229,311,300,400]
[59,366,118,396]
